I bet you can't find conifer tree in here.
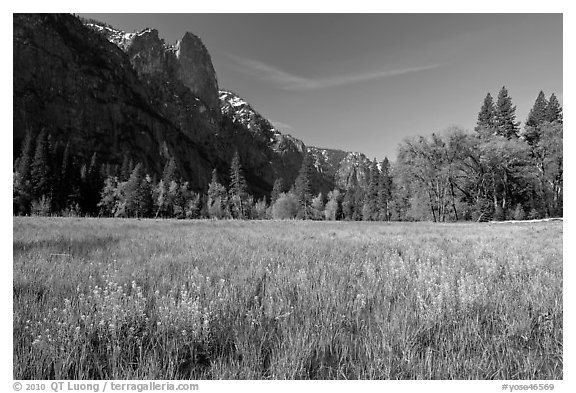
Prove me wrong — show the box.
[124,163,152,218]
[165,180,180,217]
[523,91,549,146]
[475,93,496,136]
[341,190,354,220]
[364,159,380,221]
[341,169,360,220]
[229,151,248,219]
[207,169,229,219]
[17,131,35,183]
[14,131,35,214]
[139,174,154,218]
[156,158,179,217]
[378,157,393,221]
[352,188,365,221]
[57,141,73,210]
[120,156,133,181]
[294,153,314,219]
[525,91,548,128]
[86,152,103,214]
[66,156,82,209]
[271,178,284,205]
[546,93,563,124]
[98,176,122,217]
[162,156,178,186]
[495,86,520,139]
[185,192,202,219]
[171,180,192,219]
[30,128,51,200]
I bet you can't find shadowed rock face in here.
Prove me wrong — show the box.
[14,14,371,199]
[13,13,220,190]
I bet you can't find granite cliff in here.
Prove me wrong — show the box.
[14,14,373,198]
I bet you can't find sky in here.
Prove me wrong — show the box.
[80,13,563,162]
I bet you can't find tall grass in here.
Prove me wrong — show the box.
[13,218,562,379]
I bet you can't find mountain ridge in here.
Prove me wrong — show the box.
[14,13,373,199]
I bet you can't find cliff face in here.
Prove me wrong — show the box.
[13,14,372,199]
[14,14,222,191]
[334,152,372,190]
[307,147,372,192]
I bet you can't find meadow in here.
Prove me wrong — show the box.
[13,217,562,379]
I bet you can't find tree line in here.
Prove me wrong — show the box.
[13,86,562,221]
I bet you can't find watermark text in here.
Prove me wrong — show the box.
[502,384,554,391]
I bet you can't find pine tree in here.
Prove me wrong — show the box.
[139,174,154,218]
[271,178,284,205]
[66,156,82,210]
[546,93,562,124]
[342,189,355,220]
[352,188,365,221]
[156,158,179,217]
[185,192,202,219]
[475,93,497,136]
[124,163,152,218]
[120,156,133,181]
[229,151,248,219]
[495,86,520,139]
[17,131,35,183]
[378,157,393,221]
[170,180,190,218]
[162,156,178,186]
[294,153,314,219]
[207,169,229,219]
[30,128,51,200]
[525,91,548,128]
[57,141,72,210]
[364,159,380,221]
[523,91,549,146]
[14,131,35,214]
[98,176,122,217]
[86,152,103,215]
[166,180,181,218]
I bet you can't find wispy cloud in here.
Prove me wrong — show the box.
[226,54,445,91]
[269,120,293,131]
